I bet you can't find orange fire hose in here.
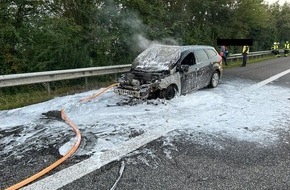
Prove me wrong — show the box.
[6,84,117,189]
[79,83,118,103]
[6,110,81,190]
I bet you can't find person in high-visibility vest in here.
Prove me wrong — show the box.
[241,45,249,67]
[271,42,275,52]
[272,42,280,57]
[284,41,289,57]
[271,42,276,54]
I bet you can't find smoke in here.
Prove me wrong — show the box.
[102,1,181,53]
[117,3,180,52]
[133,34,152,50]
[133,34,180,51]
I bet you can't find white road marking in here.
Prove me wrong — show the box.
[22,124,175,190]
[246,68,290,91]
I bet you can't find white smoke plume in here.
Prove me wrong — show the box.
[133,34,181,52]
[106,1,181,52]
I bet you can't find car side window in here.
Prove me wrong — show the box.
[205,49,217,59]
[181,52,195,66]
[194,50,209,63]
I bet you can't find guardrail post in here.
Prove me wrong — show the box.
[85,77,88,91]
[42,82,51,95]
[47,82,51,95]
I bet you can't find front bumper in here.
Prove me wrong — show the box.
[114,87,149,99]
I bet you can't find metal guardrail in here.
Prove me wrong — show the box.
[227,50,272,60]
[0,50,273,93]
[0,64,131,94]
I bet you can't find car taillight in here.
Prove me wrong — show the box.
[219,55,222,63]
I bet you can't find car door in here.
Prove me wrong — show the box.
[179,52,199,94]
[193,49,211,89]
[204,48,220,84]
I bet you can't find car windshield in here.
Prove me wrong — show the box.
[132,44,181,72]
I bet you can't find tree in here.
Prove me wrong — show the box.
[1,0,290,75]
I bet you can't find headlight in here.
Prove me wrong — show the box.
[152,76,157,82]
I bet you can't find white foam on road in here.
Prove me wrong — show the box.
[20,69,290,190]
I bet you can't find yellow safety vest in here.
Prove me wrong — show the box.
[242,46,249,54]
[285,43,289,49]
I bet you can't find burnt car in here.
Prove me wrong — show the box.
[114,44,223,100]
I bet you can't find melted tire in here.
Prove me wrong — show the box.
[163,85,175,100]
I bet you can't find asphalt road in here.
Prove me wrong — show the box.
[1,56,290,190]
[65,135,290,190]
[224,56,290,88]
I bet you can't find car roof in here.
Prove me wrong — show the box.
[152,44,215,52]
[131,44,216,72]
[178,45,215,51]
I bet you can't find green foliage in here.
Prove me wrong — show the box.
[0,0,290,73]
[3,0,289,109]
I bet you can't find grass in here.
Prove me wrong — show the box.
[0,55,277,110]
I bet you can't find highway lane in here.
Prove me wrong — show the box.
[223,56,290,88]
[1,56,290,190]
[58,56,290,190]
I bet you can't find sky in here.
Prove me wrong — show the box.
[1,77,290,189]
[265,0,290,5]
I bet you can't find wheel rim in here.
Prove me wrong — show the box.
[211,72,219,87]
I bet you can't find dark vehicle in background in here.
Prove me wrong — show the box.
[114,44,223,100]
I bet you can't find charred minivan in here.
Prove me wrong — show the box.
[114,44,223,100]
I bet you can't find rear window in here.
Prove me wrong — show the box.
[194,50,209,62]
[205,49,217,58]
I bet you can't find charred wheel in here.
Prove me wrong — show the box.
[161,85,176,100]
